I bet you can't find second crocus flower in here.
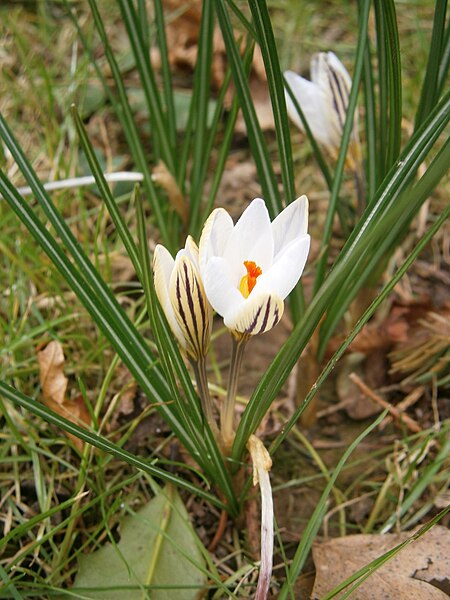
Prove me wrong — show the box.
[284,51,361,169]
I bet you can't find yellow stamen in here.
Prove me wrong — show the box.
[239,260,262,298]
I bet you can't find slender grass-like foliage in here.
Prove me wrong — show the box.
[1,0,449,596]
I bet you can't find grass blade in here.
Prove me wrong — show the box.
[71,105,142,280]
[75,0,172,249]
[415,0,448,128]
[0,380,225,509]
[278,410,389,599]
[154,0,178,153]
[188,0,215,234]
[215,0,281,217]
[248,0,295,204]
[116,0,175,174]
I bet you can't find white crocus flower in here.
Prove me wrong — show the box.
[284,52,361,169]
[199,196,310,337]
[153,236,213,361]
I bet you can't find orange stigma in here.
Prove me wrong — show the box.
[239,260,262,298]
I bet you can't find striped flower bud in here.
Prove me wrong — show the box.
[284,52,361,169]
[153,236,212,361]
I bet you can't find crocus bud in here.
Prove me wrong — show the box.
[284,51,361,169]
[153,236,212,361]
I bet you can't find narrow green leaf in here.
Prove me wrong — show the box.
[415,0,448,128]
[362,35,378,200]
[75,0,172,249]
[384,0,402,169]
[188,0,215,234]
[154,0,178,154]
[374,0,402,178]
[215,0,281,217]
[0,565,22,600]
[201,71,240,224]
[71,105,142,281]
[437,20,450,97]
[248,0,295,204]
[116,0,175,175]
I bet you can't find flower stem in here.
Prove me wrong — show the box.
[247,435,274,600]
[192,357,220,442]
[221,334,248,452]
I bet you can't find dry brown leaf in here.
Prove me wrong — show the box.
[336,353,381,420]
[152,160,189,225]
[311,526,450,599]
[37,341,90,452]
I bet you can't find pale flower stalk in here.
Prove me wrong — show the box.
[284,52,362,173]
[247,435,274,600]
[199,196,310,446]
[153,236,218,437]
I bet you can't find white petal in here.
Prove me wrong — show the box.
[254,235,310,300]
[223,198,274,285]
[202,256,244,319]
[310,52,330,90]
[225,291,284,335]
[284,70,335,148]
[152,245,186,349]
[199,208,234,272]
[326,52,359,141]
[326,52,352,91]
[271,195,308,257]
[184,235,200,269]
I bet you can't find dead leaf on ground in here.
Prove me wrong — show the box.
[37,341,90,452]
[311,526,450,599]
[336,352,386,420]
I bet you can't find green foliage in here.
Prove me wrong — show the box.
[1,0,449,596]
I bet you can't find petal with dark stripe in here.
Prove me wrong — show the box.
[169,255,212,360]
[226,292,284,336]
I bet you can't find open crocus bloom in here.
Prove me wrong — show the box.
[199,196,310,336]
[153,236,212,361]
[284,52,360,168]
